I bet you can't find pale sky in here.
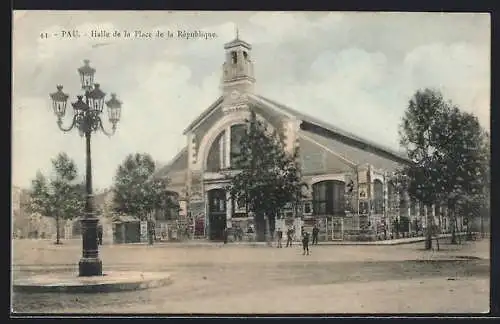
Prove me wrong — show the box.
[12,11,490,190]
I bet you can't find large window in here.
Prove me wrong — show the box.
[230,124,247,166]
[312,180,345,216]
[373,179,384,214]
[206,124,247,172]
[206,132,225,172]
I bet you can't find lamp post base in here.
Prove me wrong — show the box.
[79,257,103,277]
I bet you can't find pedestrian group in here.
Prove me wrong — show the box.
[275,224,320,255]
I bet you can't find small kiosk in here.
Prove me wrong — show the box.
[112,215,141,244]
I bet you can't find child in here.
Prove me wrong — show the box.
[302,231,310,255]
[276,228,283,248]
[312,225,319,245]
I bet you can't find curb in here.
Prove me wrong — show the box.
[13,272,172,294]
[127,235,466,247]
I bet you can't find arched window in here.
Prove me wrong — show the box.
[206,124,248,172]
[373,179,384,214]
[230,124,247,166]
[312,180,345,216]
[206,131,225,172]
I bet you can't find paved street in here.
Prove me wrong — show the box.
[12,239,490,314]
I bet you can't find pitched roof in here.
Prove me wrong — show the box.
[251,94,411,165]
[299,130,403,172]
[111,215,139,223]
[152,146,188,180]
[224,38,252,50]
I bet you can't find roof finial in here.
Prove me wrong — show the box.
[235,23,239,40]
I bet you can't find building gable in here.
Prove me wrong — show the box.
[183,97,224,136]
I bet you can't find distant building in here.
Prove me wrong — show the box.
[153,35,457,241]
[12,186,35,238]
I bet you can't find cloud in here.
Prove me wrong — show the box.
[402,42,490,126]
[12,97,86,186]
[310,48,388,90]
[12,12,490,189]
[246,12,343,44]
[259,42,489,150]
[106,60,221,174]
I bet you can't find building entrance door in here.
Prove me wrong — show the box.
[331,218,343,240]
[207,189,227,241]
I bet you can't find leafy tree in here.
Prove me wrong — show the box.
[477,135,490,237]
[433,106,489,243]
[24,153,85,244]
[113,153,155,217]
[226,111,306,242]
[399,89,447,249]
[112,153,178,244]
[399,89,489,248]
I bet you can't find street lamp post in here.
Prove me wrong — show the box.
[49,59,122,277]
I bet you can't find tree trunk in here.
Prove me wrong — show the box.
[450,208,457,244]
[425,205,432,250]
[55,212,61,244]
[466,222,472,241]
[148,219,154,245]
[480,207,484,239]
[254,214,266,242]
[265,216,271,246]
[456,216,462,244]
[268,212,276,239]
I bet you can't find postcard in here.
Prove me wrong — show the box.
[11,11,490,315]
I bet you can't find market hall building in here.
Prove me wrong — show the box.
[153,35,458,242]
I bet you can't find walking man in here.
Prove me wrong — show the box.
[286,227,293,247]
[97,223,103,245]
[302,231,310,255]
[312,224,319,245]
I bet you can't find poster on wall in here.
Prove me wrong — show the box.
[190,202,205,219]
[140,221,148,242]
[179,200,187,217]
[358,183,368,199]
